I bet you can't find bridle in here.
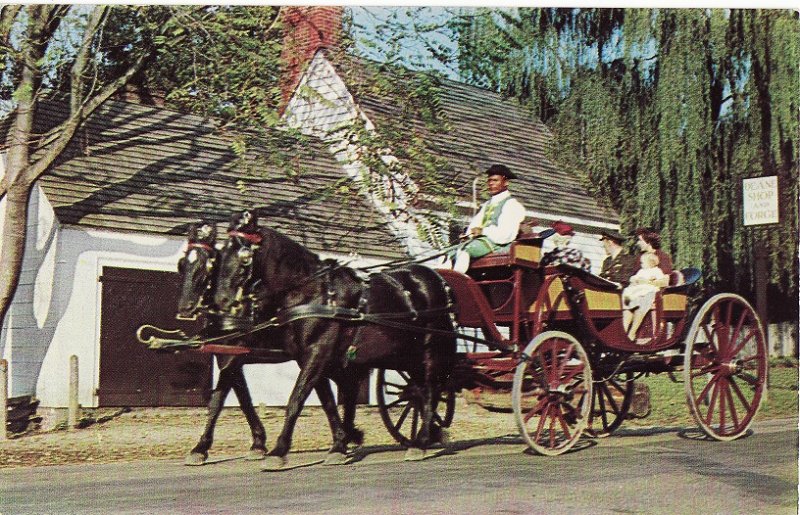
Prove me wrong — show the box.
[176,240,218,320]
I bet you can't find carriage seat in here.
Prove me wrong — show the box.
[664,267,702,292]
[551,264,623,291]
[468,231,551,271]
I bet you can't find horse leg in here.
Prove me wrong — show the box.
[336,372,365,448]
[313,380,353,466]
[186,356,236,466]
[406,345,448,462]
[229,365,267,461]
[262,352,329,470]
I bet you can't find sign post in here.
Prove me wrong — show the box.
[742,175,779,354]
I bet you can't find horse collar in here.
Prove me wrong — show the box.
[228,230,263,244]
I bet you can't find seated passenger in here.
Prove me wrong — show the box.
[540,221,591,273]
[452,164,526,273]
[622,252,669,342]
[634,227,673,275]
[599,229,637,285]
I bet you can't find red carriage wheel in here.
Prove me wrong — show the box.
[588,371,634,438]
[683,294,768,441]
[375,369,456,447]
[512,331,593,455]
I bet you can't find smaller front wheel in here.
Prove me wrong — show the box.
[376,369,456,447]
[512,331,593,456]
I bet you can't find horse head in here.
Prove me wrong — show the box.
[214,210,322,315]
[214,210,264,315]
[177,220,218,319]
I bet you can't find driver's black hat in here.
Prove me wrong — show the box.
[485,164,518,180]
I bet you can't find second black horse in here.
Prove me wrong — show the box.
[213,213,457,468]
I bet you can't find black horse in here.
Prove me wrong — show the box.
[176,215,360,466]
[176,220,268,465]
[213,215,457,468]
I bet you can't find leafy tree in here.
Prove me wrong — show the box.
[0,5,457,329]
[451,8,798,320]
[0,5,288,325]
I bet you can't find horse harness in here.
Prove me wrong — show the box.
[192,229,507,351]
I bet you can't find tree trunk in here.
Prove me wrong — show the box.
[0,183,33,326]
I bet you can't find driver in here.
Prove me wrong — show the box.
[452,164,526,273]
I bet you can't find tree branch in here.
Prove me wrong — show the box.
[0,4,21,50]
[25,50,152,183]
[70,6,109,114]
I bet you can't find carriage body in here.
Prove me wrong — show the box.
[430,233,768,455]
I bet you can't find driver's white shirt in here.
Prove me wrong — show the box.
[467,190,526,245]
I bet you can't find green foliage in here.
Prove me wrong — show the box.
[453,8,799,319]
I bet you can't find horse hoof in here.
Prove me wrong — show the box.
[323,452,351,466]
[184,452,207,466]
[261,455,288,471]
[439,429,451,446]
[404,448,426,462]
[246,448,267,461]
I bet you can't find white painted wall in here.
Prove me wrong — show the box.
[0,168,392,408]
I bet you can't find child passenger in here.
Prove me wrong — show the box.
[622,253,670,342]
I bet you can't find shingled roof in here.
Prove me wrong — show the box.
[339,58,618,226]
[22,99,406,259]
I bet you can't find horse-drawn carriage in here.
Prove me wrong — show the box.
[140,216,767,465]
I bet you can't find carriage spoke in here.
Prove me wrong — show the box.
[395,402,413,430]
[561,364,585,384]
[548,411,557,449]
[524,396,548,424]
[724,382,739,430]
[556,343,575,380]
[695,372,720,403]
[556,405,571,437]
[735,371,760,387]
[384,381,407,391]
[729,377,752,413]
[691,364,719,378]
[533,404,550,444]
[607,378,626,396]
[602,383,620,414]
[727,310,748,356]
[718,379,727,433]
[703,379,721,426]
[701,324,715,346]
[729,328,757,358]
[386,398,405,410]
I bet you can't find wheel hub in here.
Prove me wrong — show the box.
[720,359,742,376]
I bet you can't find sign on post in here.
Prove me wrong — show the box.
[743,175,779,226]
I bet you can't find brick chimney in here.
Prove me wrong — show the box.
[279,6,343,109]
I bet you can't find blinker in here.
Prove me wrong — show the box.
[237,247,253,266]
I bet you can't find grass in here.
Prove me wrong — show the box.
[627,361,798,428]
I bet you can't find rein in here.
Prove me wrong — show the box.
[175,302,509,351]
[354,242,463,273]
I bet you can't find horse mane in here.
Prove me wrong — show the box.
[257,226,321,277]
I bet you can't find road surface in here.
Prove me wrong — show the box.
[1,419,796,514]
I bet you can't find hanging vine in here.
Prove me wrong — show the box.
[452,7,799,320]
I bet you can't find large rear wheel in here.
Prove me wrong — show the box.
[683,294,767,440]
[375,369,455,447]
[512,331,593,455]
